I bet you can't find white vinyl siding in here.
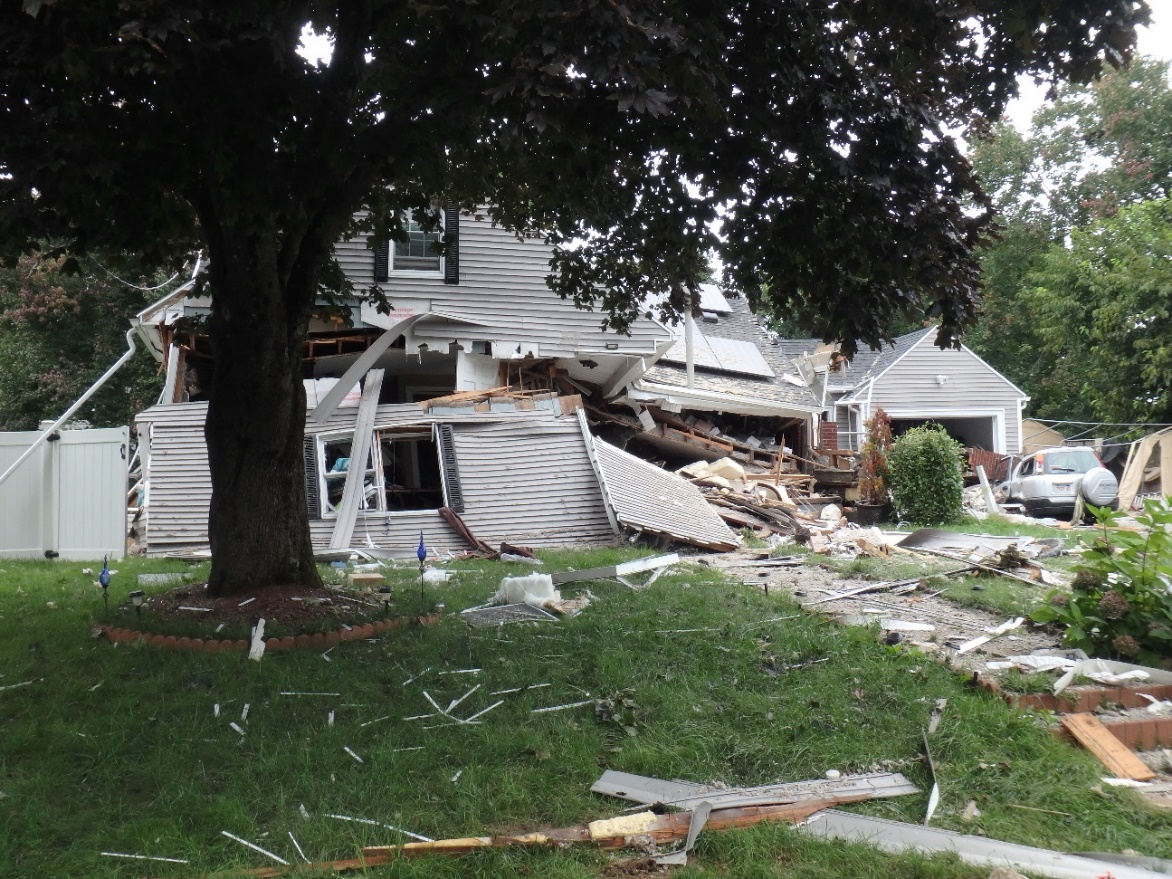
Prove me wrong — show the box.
[138,401,617,557]
[336,211,668,358]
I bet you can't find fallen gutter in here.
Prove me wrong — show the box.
[0,327,139,491]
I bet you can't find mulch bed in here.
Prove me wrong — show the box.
[143,581,388,629]
[98,581,438,653]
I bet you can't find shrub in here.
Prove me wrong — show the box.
[1031,499,1172,665]
[887,424,964,524]
[857,408,893,505]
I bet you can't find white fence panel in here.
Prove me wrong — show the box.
[0,427,128,560]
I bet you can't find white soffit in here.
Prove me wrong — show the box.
[661,334,775,378]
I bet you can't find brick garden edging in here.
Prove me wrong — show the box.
[981,677,1172,751]
[97,612,441,653]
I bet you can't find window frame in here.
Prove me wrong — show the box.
[313,425,450,518]
[390,212,444,277]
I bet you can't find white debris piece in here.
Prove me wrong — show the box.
[248,619,267,662]
[422,568,455,585]
[220,831,288,865]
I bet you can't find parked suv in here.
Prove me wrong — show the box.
[1001,447,1118,518]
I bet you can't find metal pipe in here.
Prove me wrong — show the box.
[0,328,139,489]
[684,308,696,389]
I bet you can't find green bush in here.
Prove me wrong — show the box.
[1031,499,1172,665]
[887,424,964,524]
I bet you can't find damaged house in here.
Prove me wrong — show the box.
[133,209,738,557]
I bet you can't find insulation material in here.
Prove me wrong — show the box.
[592,438,740,551]
[493,574,561,608]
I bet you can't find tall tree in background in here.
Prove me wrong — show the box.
[0,2,1148,595]
[1026,198,1172,424]
[0,251,162,431]
[969,56,1172,419]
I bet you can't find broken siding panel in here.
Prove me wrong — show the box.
[309,512,467,556]
[592,439,740,551]
[145,423,212,550]
[449,419,616,547]
[867,338,1027,453]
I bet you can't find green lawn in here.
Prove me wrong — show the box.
[1,547,1168,878]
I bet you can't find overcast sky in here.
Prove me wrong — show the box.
[1005,3,1172,130]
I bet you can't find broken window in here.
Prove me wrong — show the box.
[319,435,381,516]
[312,425,448,517]
[379,431,444,510]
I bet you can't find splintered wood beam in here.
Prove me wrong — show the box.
[245,798,857,876]
[1060,713,1156,781]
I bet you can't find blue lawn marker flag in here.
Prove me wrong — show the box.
[417,531,427,564]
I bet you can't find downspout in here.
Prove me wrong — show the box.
[684,302,696,389]
[0,327,139,489]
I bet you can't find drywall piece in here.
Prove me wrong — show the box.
[591,770,919,811]
[1060,713,1156,782]
[797,810,1164,879]
[551,553,679,586]
[329,369,385,550]
[1054,658,1172,695]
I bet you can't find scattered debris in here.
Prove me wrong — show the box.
[592,769,919,812]
[653,801,712,867]
[921,729,940,825]
[493,573,561,608]
[551,553,679,587]
[956,617,1025,655]
[461,603,559,627]
[221,830,288,866]
[1059,714,1155,782]
[287,832,310,864]
[0,679,38,693]
[797,810,1163,879]
[343,746,365,765]
[1054,659,1172,695]
[137,572,188,586]
[532,699,594,714]
[100,852,189,864]
[325,813,433,842]
[248,619,266,662]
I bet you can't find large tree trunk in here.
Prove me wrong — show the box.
[203,230,322,597]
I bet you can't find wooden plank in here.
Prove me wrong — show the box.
[329,369,385,549]
[1060,713,1156,781]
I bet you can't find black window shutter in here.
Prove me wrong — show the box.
[435,423,464,512]
[304,436,322,520]
[443,204,459,285]
[372,239,389,282]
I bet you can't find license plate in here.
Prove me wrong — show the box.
[1053,482,1073,494]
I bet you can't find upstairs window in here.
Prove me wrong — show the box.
[393,216,442,273]
[372,204,460,284]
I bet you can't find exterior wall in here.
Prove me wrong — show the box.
[138,401,616,556]
[863,339,1027,454]
[336,211,669,358]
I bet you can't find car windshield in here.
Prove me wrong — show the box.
[1042,449,1100,475]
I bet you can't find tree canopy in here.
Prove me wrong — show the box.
[0,251,162,431]
[0,1,1150,593]
[968,55,1171,423]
